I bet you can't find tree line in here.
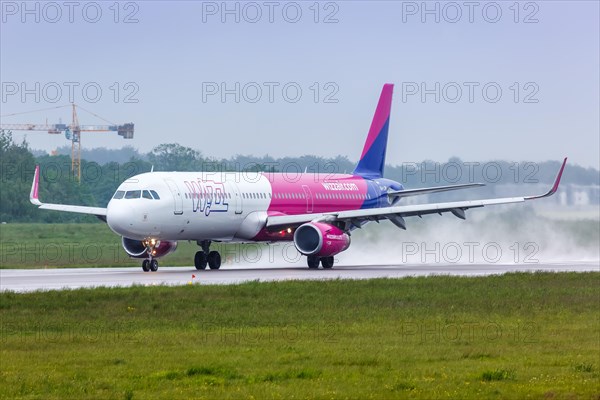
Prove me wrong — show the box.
[1,130,598,223]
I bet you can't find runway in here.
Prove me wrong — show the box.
[1,261,598,292]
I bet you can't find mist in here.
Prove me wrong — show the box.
[338,207,600,266]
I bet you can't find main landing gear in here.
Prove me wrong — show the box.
[307,255,335,269]
[194,240,221,270]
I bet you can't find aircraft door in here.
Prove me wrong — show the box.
[165,178,183,215]
[232,183,243,214]
[302,185,313,213]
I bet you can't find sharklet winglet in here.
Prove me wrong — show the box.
[30,165,42,206]
[525,157,567,200]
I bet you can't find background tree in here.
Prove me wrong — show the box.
[148,143,202,171]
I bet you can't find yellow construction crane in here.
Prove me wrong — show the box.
[1,104,134,181]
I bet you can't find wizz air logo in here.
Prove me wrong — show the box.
[183,180,229,216]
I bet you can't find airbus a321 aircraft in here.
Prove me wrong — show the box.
[29,84,567,272]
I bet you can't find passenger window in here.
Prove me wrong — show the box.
[150,190,160,200]
[143,190,153,199]
[113,190,125,199]
[125,190,141,199]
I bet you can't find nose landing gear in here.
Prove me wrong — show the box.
[141,239,160,272]
[141,258,159,272]
[195,240,221,270]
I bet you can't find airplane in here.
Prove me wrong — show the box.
[29,84,567,272]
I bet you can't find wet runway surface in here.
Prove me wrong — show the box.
[1,261,598,292]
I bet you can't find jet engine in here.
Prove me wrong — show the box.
[293,222,350,257]
[121,237,178,259]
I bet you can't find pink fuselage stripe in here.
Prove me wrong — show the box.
[252,173,371,241]
[265,173,368,215]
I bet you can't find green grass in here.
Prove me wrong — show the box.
[1,273,599,399]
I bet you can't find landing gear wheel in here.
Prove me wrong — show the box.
[208,251,221,270]
[194,251,207,270]
[321,256,334,269]
[307,256,320,269]
[149,259,159,272]
[142,259,150,272]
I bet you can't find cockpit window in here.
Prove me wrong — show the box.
[124,190,141,199]
[150,190,160,200]
[113,190,125,199]
[142,190,153,199]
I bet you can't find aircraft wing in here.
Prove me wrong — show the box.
[266,158,567,231]
[30,166,108,221]
[387,183,485,198]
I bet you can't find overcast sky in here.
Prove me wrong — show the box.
[1,1,598,168]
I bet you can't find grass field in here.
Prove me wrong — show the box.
[1,273,598,399]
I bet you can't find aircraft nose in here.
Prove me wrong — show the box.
[106,201,135,237]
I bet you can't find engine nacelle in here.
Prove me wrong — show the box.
[121,237,178,259]
[293,222,351,257]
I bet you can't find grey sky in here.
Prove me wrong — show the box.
[1,1,598,168]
